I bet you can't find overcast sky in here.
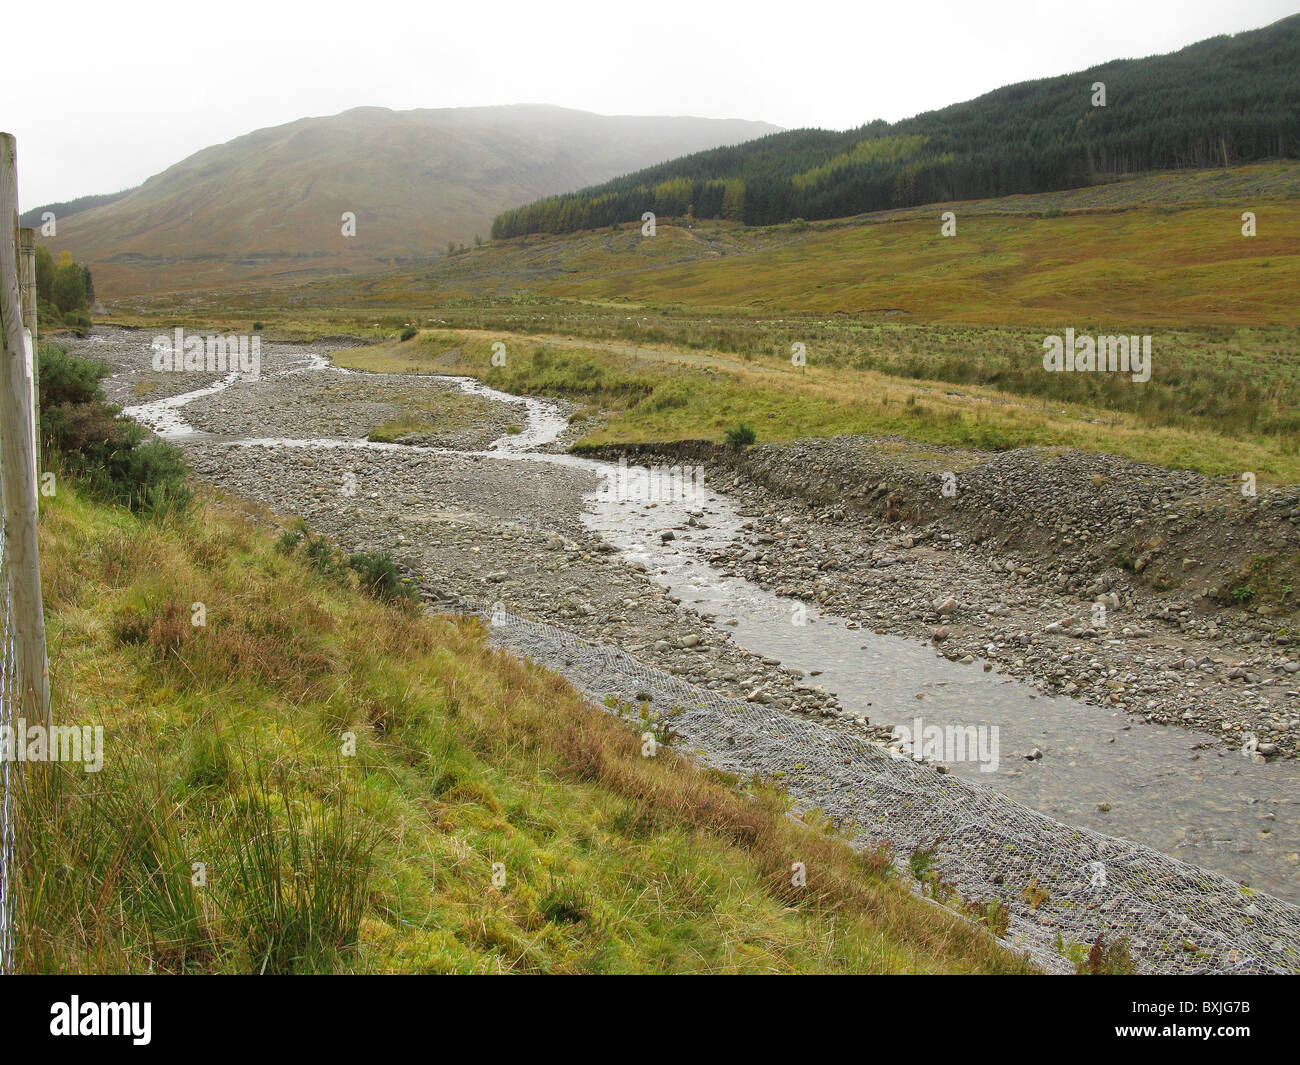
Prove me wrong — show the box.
[10,0,1298,206]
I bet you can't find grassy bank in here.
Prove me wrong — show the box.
[332,326,1300,480]
[17,480,1031,974]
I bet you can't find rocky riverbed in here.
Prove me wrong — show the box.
[74,328,1300,761]
[585,439,1300,761]
[83,328,851,727]
[185,442,853,726]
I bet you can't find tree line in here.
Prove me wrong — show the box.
[492,15,1300,238]
[35,246,95,331]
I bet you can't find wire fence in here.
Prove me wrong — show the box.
[0,535,15,974]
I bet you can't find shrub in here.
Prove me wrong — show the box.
[1076,933,1135,975]
[277,523,417,607]
[38,344,190,515]
[400,326,418,342]
[908,841,940,881]
[348,550,418,605]
[724,422,756,448]
[52,262,89,314]
[93,439,191,515]
[964,897,1011,937]
[303,533,342,577]
[276,527,304,554]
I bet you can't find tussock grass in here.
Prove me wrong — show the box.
[334,325,1300,480]
[15,482,1032,973]
[364,389,498,444]
[548,200,1300,327]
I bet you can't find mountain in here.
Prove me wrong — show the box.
[47,105,780,296]
[493,15,1300,237]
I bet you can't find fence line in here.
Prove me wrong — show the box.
[0,132,51,975]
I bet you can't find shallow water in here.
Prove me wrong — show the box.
[581,485,1300,900]
[122,339,1300,903]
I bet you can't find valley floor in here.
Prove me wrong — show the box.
[60,326,1300,972]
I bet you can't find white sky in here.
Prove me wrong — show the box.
[10,0,1299,206]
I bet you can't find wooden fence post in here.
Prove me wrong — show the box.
[0,133,51,727]
[18,227,38,476]
[17,228,34,337]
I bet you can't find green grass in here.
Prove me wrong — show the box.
[362,389,498,443]
[16,480,1032,974]
[331,325,1300,480]
[544,200,1300,327]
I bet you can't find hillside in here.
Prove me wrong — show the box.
[185,162,1300,329]
[19,188,133,228]
[493,14,1300,237]
[45,105,779,297]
